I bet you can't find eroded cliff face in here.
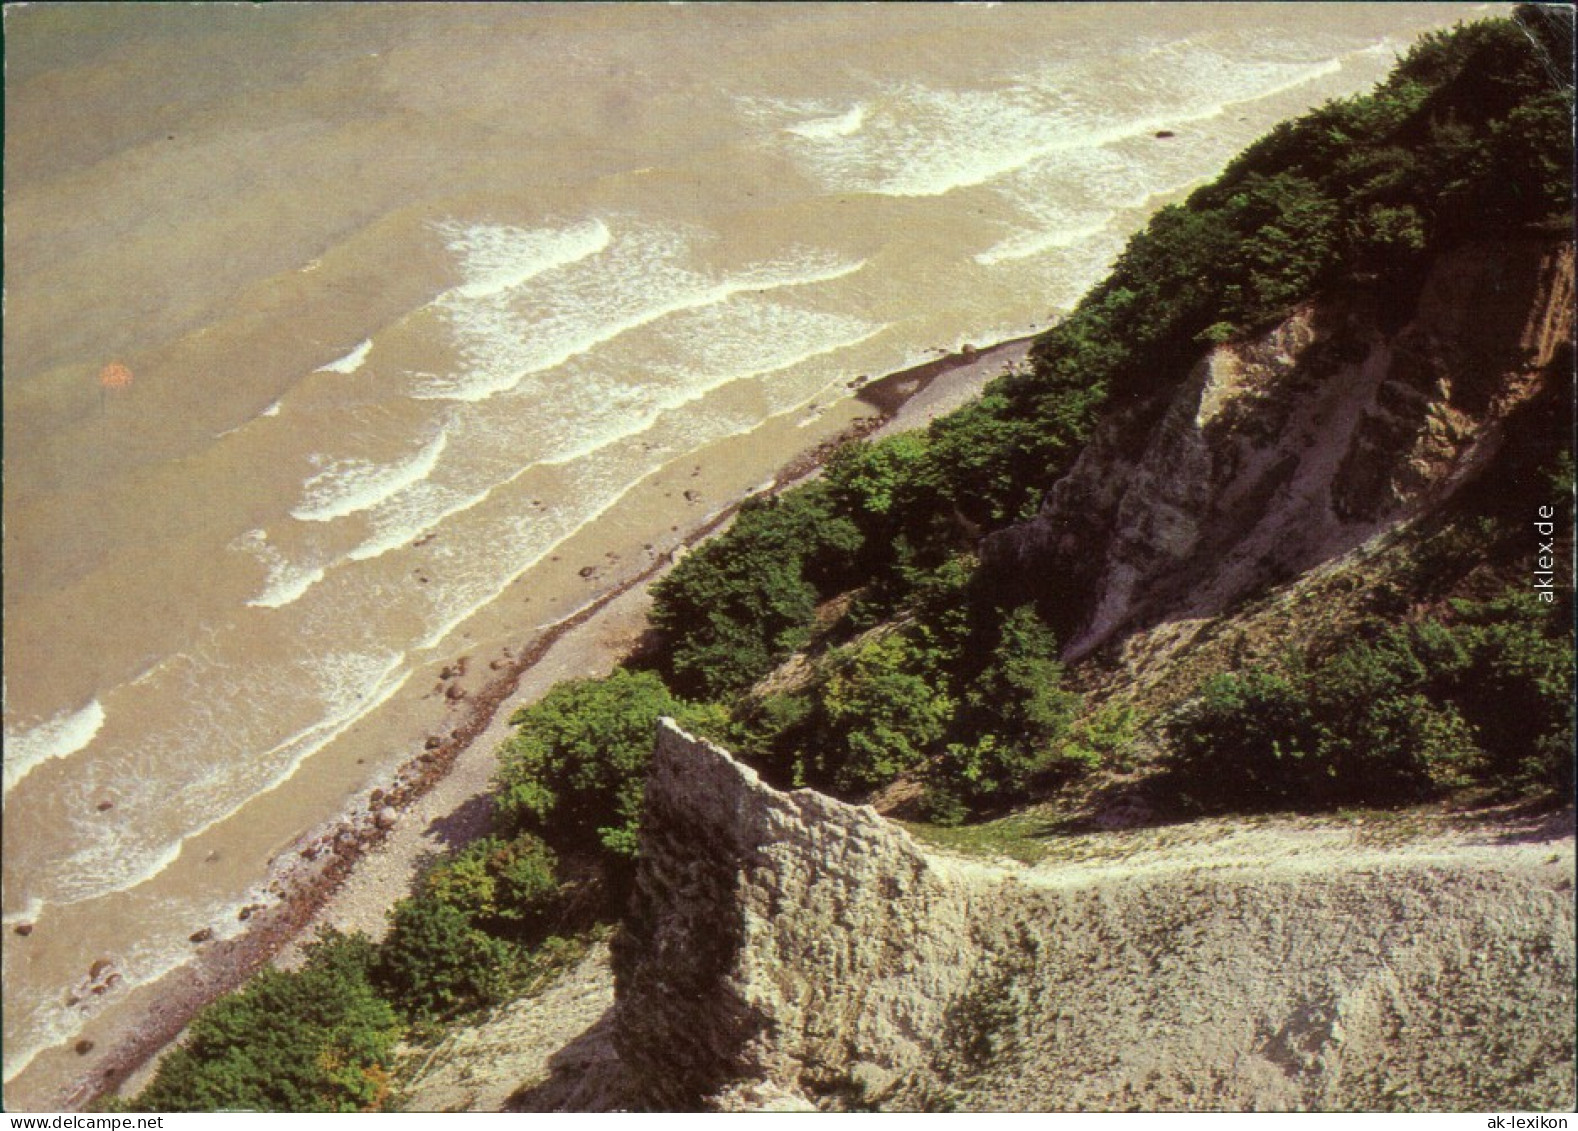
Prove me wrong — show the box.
[987,239,1574,661]
[611,720,988,1110]
[610,722,1575,1111]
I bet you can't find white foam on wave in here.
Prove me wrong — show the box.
[238,529,326,609]
[774,48,1349,200]
[967,48,1355,271]
[438,217,612,301]
[1,896,44,927]
[40,649,411,910]
[975,218,1113,266]
[352,309,883,566]
[405,307,888,656]
[346,480,490,564]
[291,429,449,524]
[786,103,867,139]
[319,338,373,374]
[2,699,106,795]
[218,398,284,439]
[416,223,868,403]
[539,317,888,470]
[249,561,327,610]
[410,467,650,656]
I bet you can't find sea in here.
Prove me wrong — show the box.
[2,1,1487,1105]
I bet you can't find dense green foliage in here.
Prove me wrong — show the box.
[810,633,958,793]
[921,606,1084,823]
[373,897,523,1025]
[494,668,682,858]
[416,833,559,932]
[648,486,861,699]
[1167,591,1574,810]
[131,931,398,1113]
[367,832,564,1024]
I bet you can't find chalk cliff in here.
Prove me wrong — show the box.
[604,721,1574,1111]
[985,238,1574,661]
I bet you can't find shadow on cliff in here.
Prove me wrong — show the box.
[505,1005,633,1112]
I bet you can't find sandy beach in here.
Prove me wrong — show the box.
[51,335,1034,1111]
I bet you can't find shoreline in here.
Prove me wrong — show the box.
[52,332,1039,1112]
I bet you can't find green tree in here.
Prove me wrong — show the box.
[924,606,1082,820]
[650,485,862,698]
[810,633,956,793]
[417,832,559,936]
[373,898,521,1024]
[132,930,398,1113]
[494,668,679,858]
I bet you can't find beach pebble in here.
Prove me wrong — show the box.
[75,1040,94,1056]
[579,565,598,578]
[375,807,399,830]
[14,923,33,937]
[1155,129,1176,138]
[188,928,214,945]
[445,684,466,702]
[96,800,114,812]
[425,735,443,749]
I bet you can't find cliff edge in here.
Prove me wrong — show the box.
[986,238,1573,662]
[605,721,1574,1111]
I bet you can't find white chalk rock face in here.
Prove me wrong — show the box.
[608,721,1575,1111]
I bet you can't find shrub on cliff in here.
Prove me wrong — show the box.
[494,668,682,859]
[373,898,523,1025]
[923,606,1083,821]
[131,929,398,1113]
[416,832,560,938]
[806,632,957,794]
[650,484,862,698]
[1166,592,1574,810]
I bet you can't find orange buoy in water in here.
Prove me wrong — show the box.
[98,362,133,413]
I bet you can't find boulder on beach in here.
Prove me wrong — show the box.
[189,928,214,944]
[376,806,399,830]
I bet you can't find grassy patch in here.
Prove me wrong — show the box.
[899,810,1061,865]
